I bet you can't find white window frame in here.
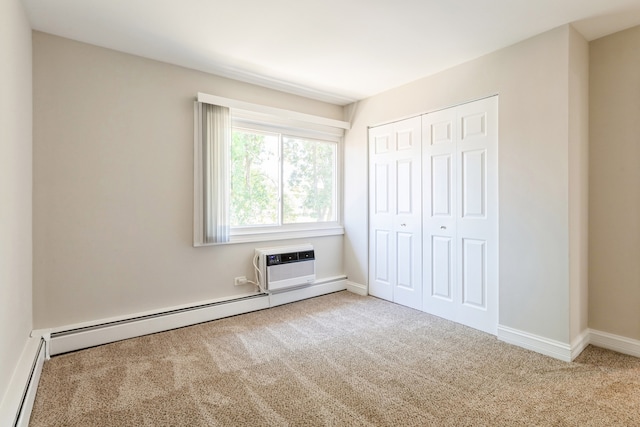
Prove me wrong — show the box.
[194,93,348,246]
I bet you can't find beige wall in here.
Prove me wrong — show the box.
[33,33,345,329]
[589,25,640,340]
[568,26,590,343]
[0,0,33,405]
[344,25,587,343]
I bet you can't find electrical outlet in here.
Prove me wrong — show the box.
[234,276,247,286]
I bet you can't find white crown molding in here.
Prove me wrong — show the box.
[197,64,360,106]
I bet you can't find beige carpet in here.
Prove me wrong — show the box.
[30,291,640,426]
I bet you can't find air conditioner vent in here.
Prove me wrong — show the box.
[255,244,316,291]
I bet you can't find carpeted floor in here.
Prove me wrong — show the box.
[30,291,640,426]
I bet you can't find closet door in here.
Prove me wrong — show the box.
[422,97,498,335]
[422,107,458,321]
[456,98,498,334]
[369,117,422,310]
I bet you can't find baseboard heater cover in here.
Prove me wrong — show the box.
[48,278,347,356]
[50,293,267,339]
[49,293,270,356]
[1,337,46,427]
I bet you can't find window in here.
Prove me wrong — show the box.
[282,135,336,223]
[231,128,279,227]
[194,94,347,246]
[231,128,337,229]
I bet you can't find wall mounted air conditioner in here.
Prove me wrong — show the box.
[255,244,316,291]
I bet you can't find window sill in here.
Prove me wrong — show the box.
[195,225,344,246]
[231,225,344,244]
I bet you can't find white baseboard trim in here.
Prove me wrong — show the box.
[497,325,572,362]
[571,329,591,360]
[345,281,367,296]
[269,278,347,307]
[589,328,640,358]
[0,337,46,427]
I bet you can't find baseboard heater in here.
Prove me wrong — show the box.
[255,244,316,291]
[47,293,270,356]
[47,277,348,356]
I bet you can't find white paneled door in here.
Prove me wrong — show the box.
[422,106,458,322]
[369,117,422,310]
[423,96,498,334]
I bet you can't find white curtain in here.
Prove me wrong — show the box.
[199,103,231,243]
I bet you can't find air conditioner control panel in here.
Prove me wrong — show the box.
[266,250,315,266]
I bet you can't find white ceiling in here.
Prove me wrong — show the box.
[22,0,640,105]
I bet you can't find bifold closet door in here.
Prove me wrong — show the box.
[422,97,498,335]
[368,117,422,310]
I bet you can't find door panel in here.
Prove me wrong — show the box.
[461,112,486,141]
[396,232,414,290]
[423,96,498,335]
[430,119,454,145]
[369,117,422,310]
[461,149,486,219]
[374,230,391,284]
[374,134,392,154]
[431,154,452,217]
[396,128,416,151]
[392,117,422,310]
[461,238,486,308]
[432,236,454,301]
[397,159,413,215]
[369,124,395,301]
[375,163,390,214]
[456,97,497,334]
[423,107,457,317]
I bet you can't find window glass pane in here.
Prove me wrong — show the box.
[230,129,279,227]
[282,137,336,223]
